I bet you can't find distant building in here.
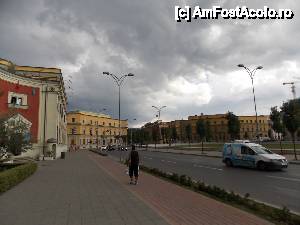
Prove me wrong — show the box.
[142,113,271,143]
[67,110,128,150]
[0,58,67,159]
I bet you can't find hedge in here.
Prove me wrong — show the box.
[139,165,300,225]
[0,163,37,194]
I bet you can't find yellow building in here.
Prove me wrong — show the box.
[67,110,128,150]
[239,115,270,140]
[143,113,271,143]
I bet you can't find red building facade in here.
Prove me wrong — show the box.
[0,78,40,142]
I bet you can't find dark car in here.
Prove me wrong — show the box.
[107,145,117,151]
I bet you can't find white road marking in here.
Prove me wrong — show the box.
[161,160,165,162]
[193,164,223,171]
[143,156,152,160]
[266,175,300,182]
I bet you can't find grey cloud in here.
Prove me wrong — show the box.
[0,0,299,126]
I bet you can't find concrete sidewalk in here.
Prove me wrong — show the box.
[0,150,273,225]
[144,147,300,164]
[0,151,169,225]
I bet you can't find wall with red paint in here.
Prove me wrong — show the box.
[0,78,40,142]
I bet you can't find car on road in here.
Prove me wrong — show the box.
[117,146,128,151]
[100,146,108,151]
[222,141,288,170]
[107,145,117,151]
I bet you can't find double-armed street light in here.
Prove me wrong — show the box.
[237,64,263,140]
[102,72,134,161]
[152,105,167,121]
[283,82,297,100]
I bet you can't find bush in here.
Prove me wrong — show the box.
[0,163,37,193]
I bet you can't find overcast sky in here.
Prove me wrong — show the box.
[1,0,299,127]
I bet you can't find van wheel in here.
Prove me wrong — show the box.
[257,161,266,170]
[225,159,233,167]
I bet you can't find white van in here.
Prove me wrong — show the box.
[222,142,288,170]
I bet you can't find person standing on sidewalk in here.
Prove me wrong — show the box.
[128,145,139,185]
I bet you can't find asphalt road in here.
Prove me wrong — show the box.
[107,149,300,214]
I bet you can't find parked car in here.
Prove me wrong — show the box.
[222,141,288,170]
[118,146,128,151]
[106,145,114,151]
[100,146,107,151]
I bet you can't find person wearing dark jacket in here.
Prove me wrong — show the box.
[128,145,139,185]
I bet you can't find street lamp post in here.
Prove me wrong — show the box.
[152,105,167,121]
[237,64,263,140]
[102,72,134,160]
[283,82,297,100]
[131,118,137,145]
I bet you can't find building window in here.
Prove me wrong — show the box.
[71,128,76,134]
[72,118,75,123]
[8,92,28,108]
[83,130,86,135]
[10,96,22,105]
[103,122,105,125]
[109,123,111,126]
[90,120,93,124]
[83,120,85,124]
[83,139,86,145]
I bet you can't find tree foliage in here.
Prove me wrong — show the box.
[226,112,240,140]
[270,106,284,136]
[0,115,31,158]
[196,119,206,141]
[185,124,192,145]
[278,98,300,160]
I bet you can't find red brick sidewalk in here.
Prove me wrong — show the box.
[89,153,273,225]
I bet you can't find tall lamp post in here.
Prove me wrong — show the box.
[152,105,167,121]
[131,118,137,145]
[237,64,263,140]
[102,72,134,160]
[283,82,297,100]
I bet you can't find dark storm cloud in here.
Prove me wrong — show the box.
[0,0,299,126]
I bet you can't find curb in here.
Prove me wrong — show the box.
[140,149,300,165]
[141,149,222,158]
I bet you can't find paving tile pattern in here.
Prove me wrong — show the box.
[0,151,169,225]
[91,152,274,225]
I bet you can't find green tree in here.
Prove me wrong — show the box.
[161,127,166,144]
[0,115,31,158]
[270,106,284,154]
[226,112,240,140]
[205,121,212,141]
[171,126,177,144]
[281,98,300,160]
[185,124,192,146]
[196,119,206,154]
[165,127,172,146]
[0,117,8,159]
[152,125,159,149]
[143,130,151,150]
